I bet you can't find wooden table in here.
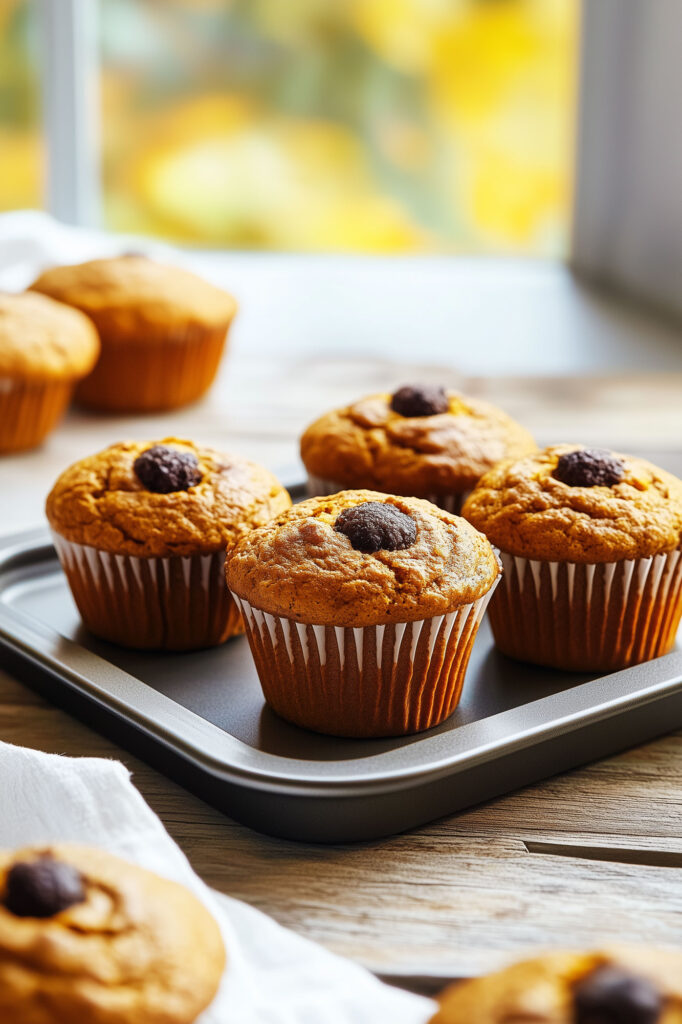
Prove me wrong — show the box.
[2,257,682,988]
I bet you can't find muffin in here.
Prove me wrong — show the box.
[225,490,500,737]
[30,255,237,412]
[431,948,682,1023]
[300,384,536,513]
[0,292,99,453]
[0,843,225,1024]
[47,438,291,650]
[463,445,682,672]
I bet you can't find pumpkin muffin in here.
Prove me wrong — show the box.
[300,385,536,513]
[431,947,682,1024]
[225,490,500,737]
[0,843,225,1024]
[463,445,682,672]
[47,438,291,650]
[0,291,99,453]
[30,255,237,412]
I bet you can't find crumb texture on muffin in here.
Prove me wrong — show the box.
[300,391,536,495]
[462,444,682,562]
[431,948,682,1024]
[31,256,237,338]
[0,292,99,379]
[0,843,225,1024]
[225,489,500,626]
[46,438,291,557]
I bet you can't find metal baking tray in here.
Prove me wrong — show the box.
[2,481,682,843]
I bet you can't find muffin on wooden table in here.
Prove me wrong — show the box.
[431,947,682,1023]
[30,255,237,412]
[226,490,500,737]
[47,438,291,649]
[463,445,682,672]
[0,292,99,453]
[0,843,225,1024]
[301,384,535,513]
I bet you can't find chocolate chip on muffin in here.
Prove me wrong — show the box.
[134,444,203,493]
[554,448,625,488]
[573,965,663,1024]
[4,855,85,918]
[390,384,449,418]
[334,501,417,553]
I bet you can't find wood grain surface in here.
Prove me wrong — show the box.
[2,340,682,982]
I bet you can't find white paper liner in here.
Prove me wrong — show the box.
[305,474,470,514]
[52,533,240,650]
[231,578,498,737]
[492,548,682,671]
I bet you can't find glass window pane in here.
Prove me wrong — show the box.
[100,0,577,254]
[0,0,44,212]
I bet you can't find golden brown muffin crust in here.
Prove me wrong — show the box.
[31,256,237,340]
[431,948,682,1024]
[300,392,536,495]
[0,291,99,379]
[0,843,225,1024]
[463,445,682,563]
[225,489,500,626]
[46,438,291,558]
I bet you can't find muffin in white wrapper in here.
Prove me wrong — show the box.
[463,444,682,673]
[46,439,291,651]
[225,489,501,738]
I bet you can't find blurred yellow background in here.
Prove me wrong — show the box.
[0,0,577,254]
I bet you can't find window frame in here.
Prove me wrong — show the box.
[42,0,679,321]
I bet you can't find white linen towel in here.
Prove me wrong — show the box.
[0,740,435,1023]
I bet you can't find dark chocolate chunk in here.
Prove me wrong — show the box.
[554,448,625,488]
[335,501,417,553]
[4,856,86,918]
[134,445,202,493]
[573,966,663,1024]
[390,385,449,418]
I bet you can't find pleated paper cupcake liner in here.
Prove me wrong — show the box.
[0,377,75,453]
[75,321,231,413]
[490,548,682,672]
[52,534,242,651]
[305,474,470,515]
[232,581,498,737]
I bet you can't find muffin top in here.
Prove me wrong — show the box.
[0,843,224,1024]
[46,438,291,558]
[0,291,100,379]
[300,387,536,496]
[463,445,682,563]
[225,489,500,627]
[30,255,237,339]
[431,948,682,1024]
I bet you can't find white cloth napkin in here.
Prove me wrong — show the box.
[0,740,434,1023]
[0,210,178,291]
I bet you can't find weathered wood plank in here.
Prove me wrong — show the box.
[1,667,681,977]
